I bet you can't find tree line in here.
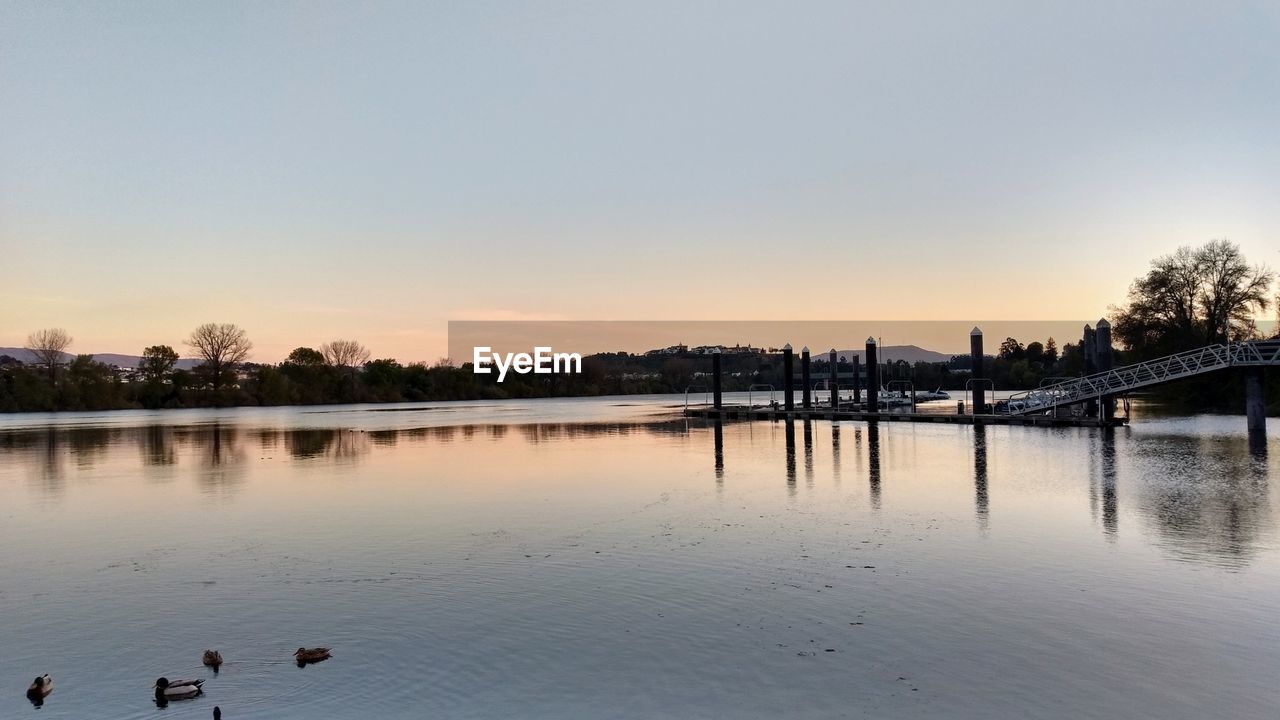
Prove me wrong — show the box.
[3,239,1275,413]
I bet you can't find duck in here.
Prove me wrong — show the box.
[293,647,331,664]
[213,707,222,720]
[26,674,53,705]
[154,677,204,702]
[202,649,223,670]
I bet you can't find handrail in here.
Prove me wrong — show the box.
[1007,340,1280,415]
[684,385,710,411]
[747,383,776,410]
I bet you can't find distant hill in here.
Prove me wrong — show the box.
[831,344,956,364]
[0,348,202,370]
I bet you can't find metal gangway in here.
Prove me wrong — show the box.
[1007,340,1280,415]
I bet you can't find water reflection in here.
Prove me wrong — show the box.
[713,421,724,482]
[784,420,797,489]
[867,422,882,510]
[973,425,989,531]
[831,424,841,482]
[195,423,248,494]
[803,420,814,487]
[1130,432,1272,567]
[2,412,1276,571]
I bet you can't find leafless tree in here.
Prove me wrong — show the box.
[321,339,370,372]
[186,323,252,390]
[25,328,72,382]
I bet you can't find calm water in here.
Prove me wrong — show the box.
[1,396,1278,719]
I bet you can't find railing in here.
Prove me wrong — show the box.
[684,385,711,411]
[1007,340,1280,415]
[747,384,776,410]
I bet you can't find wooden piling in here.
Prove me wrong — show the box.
[783,344,795,412]
[865,337,879,412]
[1246,367,1266,434]
[970,327,985,414]
[712,349,723,410]
[828,349,838,408]
[801,346,812,410]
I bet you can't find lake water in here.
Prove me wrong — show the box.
[1,396,1278,719]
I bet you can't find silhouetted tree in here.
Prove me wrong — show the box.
[25,328,72,383]
[186,323,252,391]
[1113,240,1273,356]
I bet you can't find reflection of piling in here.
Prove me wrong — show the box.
[803,419,814,483]
[783,344,795,412]
[801,347,812,410]
[1096,319,1114,420]
[867,421,882,509]
[828,349,839,408]
[1246,367,1267,435]
[1100,429,1117,536]
[865,338,879,412]
[784,419,797,484]
[713,421,724,480]
[831,424,841,480]
[973,425,989,529]
[970,327,985,414]
[712,349,723,410]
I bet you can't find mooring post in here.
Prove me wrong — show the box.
[1096,319,1114,421]
[865,337,879,413]
[711,348,723,410]
[782,344,795,412]
[970,327,985,414]
[801,346,812,410]
[829,349,839,408]
[852,354,862,405]
[1246,367,1266,434]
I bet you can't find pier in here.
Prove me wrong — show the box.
[688,322,1280,433]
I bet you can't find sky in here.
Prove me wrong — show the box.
[2,1,1279,362]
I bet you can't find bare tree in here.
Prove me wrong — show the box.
[186,323,252,390]
[321,339,370,373]
[25,328,72,382]
[1113,240,1274,355]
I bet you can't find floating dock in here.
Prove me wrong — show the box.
[684,405,1125,427]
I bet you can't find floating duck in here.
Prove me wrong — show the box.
[154,677,204,703]
[202,650,223,670]
[293,647,331,664]
[213,706,222,720]
[26,675,53,705]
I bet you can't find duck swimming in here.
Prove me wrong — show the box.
[26,675,53,706]
[154,677,204,704]
[202,650,223,671]
[293,647,331,664]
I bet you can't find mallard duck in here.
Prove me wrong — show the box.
[202,650,223,669]
[293,647,331,664]
[26,674,53,702]
[213,707,222,720]
[154,677,204,702]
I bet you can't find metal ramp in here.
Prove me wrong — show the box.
[1008,340,1280,415]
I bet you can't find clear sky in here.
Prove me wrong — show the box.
[2,1,1278,362]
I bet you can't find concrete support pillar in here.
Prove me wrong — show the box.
[782,344,794,412]
[1096,319,1114,421]
[865,337,879,413]
[711,349,722,410]
[1083,324,1098,417]
[970,327,985,414]
[801,346,812,410]
[1246,367,1266,434]
[828,349,839,409]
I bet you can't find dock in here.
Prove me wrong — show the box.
[684,405,1124,427]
